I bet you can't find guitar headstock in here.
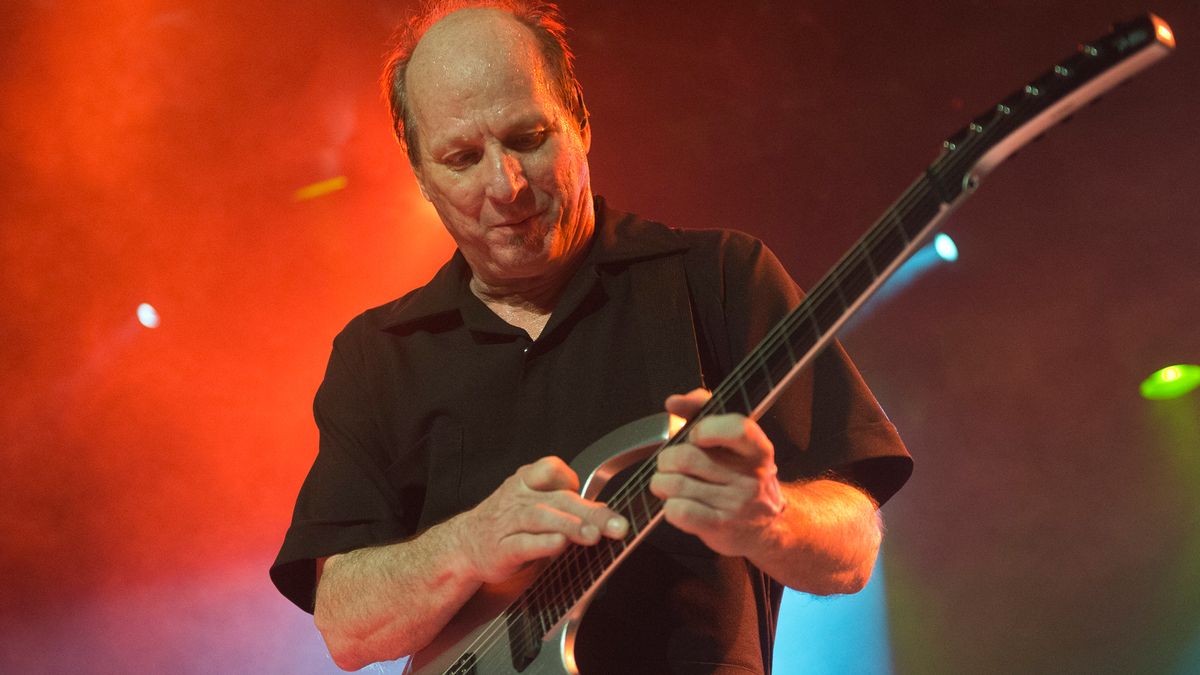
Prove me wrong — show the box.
[933,13,1175,201]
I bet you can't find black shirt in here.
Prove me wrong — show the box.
[271,198,912,673]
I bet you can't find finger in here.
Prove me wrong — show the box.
[657,444,733,484]
[650,472,742,512]
[519,503,603,546]
[499,532,569,565]
[664,388,712,419]
[661,497,723,538]
[521,456,581,492]
[688,414,774,462]
[548,490,629,539]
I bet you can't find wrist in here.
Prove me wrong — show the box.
[437,509,484,584]
[746,480,792,559]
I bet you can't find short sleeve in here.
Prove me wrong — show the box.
[269,317,413,612]
[686,230,912,507]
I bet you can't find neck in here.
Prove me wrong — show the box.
[468,257,579,316]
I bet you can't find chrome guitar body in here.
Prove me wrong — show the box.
[407,414,680,675]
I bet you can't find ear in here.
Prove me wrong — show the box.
[576,90,592,153]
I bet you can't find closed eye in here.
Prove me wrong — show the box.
[443,150,482,170]
[507,130,547,152]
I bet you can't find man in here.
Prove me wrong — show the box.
[271,2,911,672]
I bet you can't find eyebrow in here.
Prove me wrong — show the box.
[428,110,558,154]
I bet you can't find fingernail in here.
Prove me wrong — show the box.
[582,524,599,540]
[607,517,627,536]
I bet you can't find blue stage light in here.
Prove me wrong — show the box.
[934,233,958,262]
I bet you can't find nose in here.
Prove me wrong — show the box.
[483,149,527,204]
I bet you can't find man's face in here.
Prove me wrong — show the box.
[406,10,593,288]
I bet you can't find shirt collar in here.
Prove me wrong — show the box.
[380,195,689,330]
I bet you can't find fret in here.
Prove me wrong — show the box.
[809,287,844,334]
[859,239,880,277]
[735,357,772,412]
[762,338,796,389]
[924,166,957,204]
[866,216,908,273]
[737,383,753,416]
[569,543,585,586]
[636,489,654,527]
[886,210,912,244]
[754,352,775,390]
[898,192,940,240]
[781,321,798,363]
[835,247,877,302]
[793,308,821,356]
[830,278,851,311]
[624,499,641,537]
[600,538,617,566]
[582,542,601,575]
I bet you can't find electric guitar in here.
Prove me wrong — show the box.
[405,14,1175,674]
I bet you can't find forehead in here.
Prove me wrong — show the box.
[406,10,559,144]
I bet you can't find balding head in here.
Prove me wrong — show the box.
[406,10,551,145]
[382,1,588,166]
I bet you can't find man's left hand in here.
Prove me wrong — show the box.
[650,388,786,557]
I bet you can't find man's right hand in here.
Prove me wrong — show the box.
[451,456,629,584]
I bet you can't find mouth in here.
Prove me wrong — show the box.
[493,211,544,230]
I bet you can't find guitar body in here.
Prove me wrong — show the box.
[407,413,680,675]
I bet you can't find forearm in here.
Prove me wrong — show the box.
[747,478,882,595]
[314,516,479,671]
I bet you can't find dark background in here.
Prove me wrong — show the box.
[2,1,1197,672]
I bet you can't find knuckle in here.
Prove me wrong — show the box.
[660,445,690,471]
[650,472,674,496]
[664,499,684,521]
[657,447,674,471]
[517,506,539,530]
[527,457,554,480]
[738,416,757,439]
[667,445,695,470]
[537,455,568,471]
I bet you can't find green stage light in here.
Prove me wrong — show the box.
[1140,364,1200,400]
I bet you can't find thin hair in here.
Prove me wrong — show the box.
[381,0,589,166]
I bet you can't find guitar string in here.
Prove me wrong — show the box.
[442,83,1039,674]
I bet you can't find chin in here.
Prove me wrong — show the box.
[488,253,552,281]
